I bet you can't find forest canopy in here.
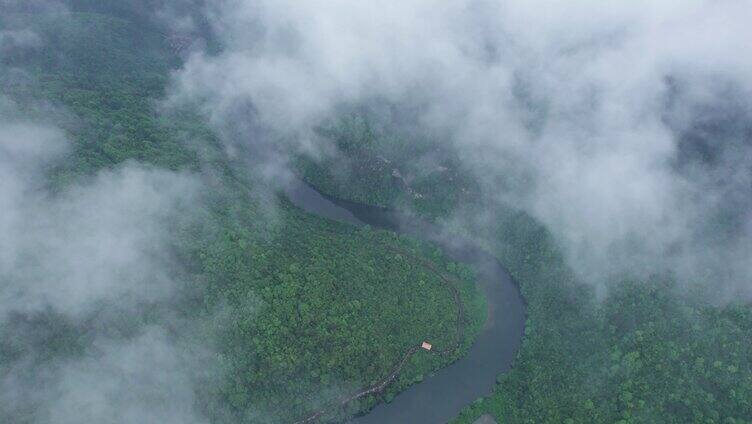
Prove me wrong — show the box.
[0,8,485,423]
[2,1,752,424]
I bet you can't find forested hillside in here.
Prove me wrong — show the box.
[4,2,751,424]
[297,114,480,220]
[296,116,752,423]
[0,8,485,423]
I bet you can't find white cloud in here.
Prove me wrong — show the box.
[170,0,752,297]
[0,98,211,423]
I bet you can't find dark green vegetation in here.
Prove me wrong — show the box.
[0,9,485,424]
[3,11,193,178]
[455,216,752,424]
[297,114,480,220]
[297,117,752,423]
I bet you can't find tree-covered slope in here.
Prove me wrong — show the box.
[295,115,752,423]
[0,10,485,423]
[296,114,480,220]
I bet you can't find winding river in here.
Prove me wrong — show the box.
[283,179,526,424]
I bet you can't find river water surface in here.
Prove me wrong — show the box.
[283,180,526,424]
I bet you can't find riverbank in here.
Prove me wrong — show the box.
[283,179,525,423]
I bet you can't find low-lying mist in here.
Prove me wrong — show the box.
[0,94,213,423]
[168,0,752,301]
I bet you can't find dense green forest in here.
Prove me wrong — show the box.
[4,3,751,424]
[295,116,752,423]
[297,114,481,220]
[0,9,485,423]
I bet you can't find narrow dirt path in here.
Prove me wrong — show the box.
[294,243,469,424]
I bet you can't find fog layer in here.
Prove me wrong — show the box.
[0,95,209,423]
[170,0,752,299]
